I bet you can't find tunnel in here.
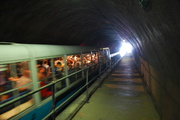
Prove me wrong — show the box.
[0,0,179,120]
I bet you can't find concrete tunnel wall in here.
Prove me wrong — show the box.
[0,0,179,120]
[128,1,180,120]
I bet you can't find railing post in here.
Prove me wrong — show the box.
[81,52,85,78]
[86,68,89,103]
[99,61,102,86]
[109,60,112,70]
[52,83,56,120]
[64,55,69,87]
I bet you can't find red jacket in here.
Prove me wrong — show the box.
[40,81,52,98]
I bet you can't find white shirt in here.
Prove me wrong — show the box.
[16,76,31,90]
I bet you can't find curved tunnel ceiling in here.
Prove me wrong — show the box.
[0,0,180,82]
[0,1,148,46]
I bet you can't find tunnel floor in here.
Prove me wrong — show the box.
[71,54,160,120]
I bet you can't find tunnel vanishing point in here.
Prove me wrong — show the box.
[0,0,179,120]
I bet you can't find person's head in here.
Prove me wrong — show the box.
[43,60,48,64]
[38,66,45,73]
[23,70,31,78]
[68,65,72,69]
[76,63,80,67]
[56,62,62,68]
[59,57,63,60]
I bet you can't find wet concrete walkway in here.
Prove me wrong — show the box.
[72,55,160,120]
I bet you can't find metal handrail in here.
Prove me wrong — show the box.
[0,63,97,108]
[43,56,120,120]
[1,52,121,120]
[43,63,114,120]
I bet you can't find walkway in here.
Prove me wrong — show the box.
[71,55,160,120]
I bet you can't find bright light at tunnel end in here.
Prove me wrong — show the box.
[119,42,133,57]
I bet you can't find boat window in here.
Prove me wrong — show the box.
[91,52,98,64]
[66,54,82,84]
[54,57,66,90]
[0,62,34,119]
[37,59,53,100]
[91,52,99,71]
[103,49,111,61]
[82,53,92,67]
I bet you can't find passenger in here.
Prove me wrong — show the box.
[55,62,64,79]
[37,66,46,80]
[42,60,51,77]
[54,57,64,67]
[68,64,73,70]
[75,63,81,70]
[8,70,32,103]
[9,70,31,92]
[54,58,60,66]
[67,59,74,70]
[42,60,49,69]
[18,61,29,77]
[74,56,81,69]
[54,62,66,88]
[37,60,43,67]
[94,56,98,64]
[39,81,52,99]
[37,66,52,99]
